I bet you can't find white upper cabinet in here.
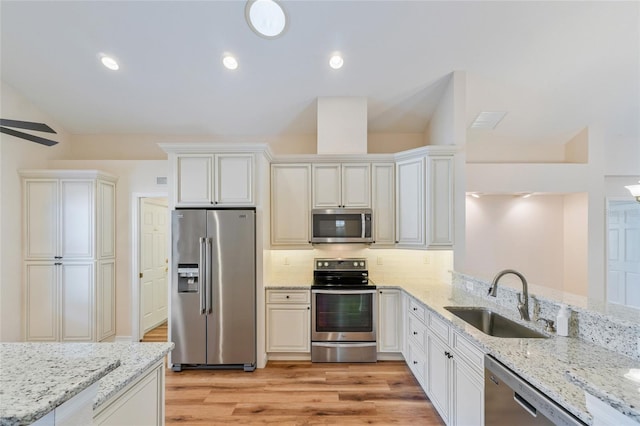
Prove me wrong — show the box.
[271,163,312,246]
[175,153,254,207]
[372,163,395,246]
[312,163,370,208]
[396,157,425,246]
[426,155,454,248]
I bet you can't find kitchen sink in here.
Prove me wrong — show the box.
[444,306,548,338]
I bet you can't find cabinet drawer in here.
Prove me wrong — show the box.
[428,312,450,344]
[408,298,427,323]
[267,290,310,304]
[407,313,427,351]
[453,331,484,371]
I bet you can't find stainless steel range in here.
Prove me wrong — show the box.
[311,258,377,363]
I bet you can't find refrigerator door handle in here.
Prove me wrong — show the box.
[206,237,213,314]
[199,237,206,314]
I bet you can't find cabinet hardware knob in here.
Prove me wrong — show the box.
[413,331,418,335]
[286,295,290,299]
[54,256,62,259]
[307,307,310,310]
[413,307,417,311]
[54,262,62,266]
[413,361,418,365]
[395,241,399,244]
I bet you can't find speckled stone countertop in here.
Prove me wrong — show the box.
[266,282,640,424]
[0,342,173,426]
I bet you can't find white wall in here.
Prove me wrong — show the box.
[51,160,169,339]
[564,193,588,296]
[0,80,71,341]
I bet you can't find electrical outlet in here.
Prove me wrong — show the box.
[423,255,430,264]
[465,280,473,291]
[284,257,290,265]
[377,256,383,265]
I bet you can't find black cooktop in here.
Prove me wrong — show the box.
[312,258,374,289]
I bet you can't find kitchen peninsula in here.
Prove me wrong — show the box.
[0,342,173,426]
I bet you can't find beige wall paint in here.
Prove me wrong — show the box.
[51,159,169,339]
[0,80,72,341]
[563,193,588,296]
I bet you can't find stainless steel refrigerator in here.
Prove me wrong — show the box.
[170,209,256,372]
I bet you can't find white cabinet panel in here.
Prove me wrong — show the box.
[271,164,312,246]
[426,155,454,248]
[60,180,94,259]
[452,353,484,426]
[215,154,254,205]
[378,289,402,353]
[312,163,370,208]
[98,260,116,341]
[24,180,58,259]
[24,263,58,341]
[396,157,425,246]
[427,332,451,423]
[312,164,341,208]
[266,304,310,352]
[372,163,395,246]
[341,163,371,207]
[98,180,116,259]
[176,154,214,205]
[60,263,95,342]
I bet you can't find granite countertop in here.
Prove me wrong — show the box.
[266,282,640,424]
[0,342,173,426]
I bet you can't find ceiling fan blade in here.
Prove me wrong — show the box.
[0,126,58,146]
[0,118,56,134]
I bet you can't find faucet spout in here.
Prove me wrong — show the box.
[488,269,530,321]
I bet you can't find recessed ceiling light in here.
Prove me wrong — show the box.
[245,0,287,39]
[329,54,344,70]
[100,55,119,71]
[223,55,239,70]
[470,111,507,129]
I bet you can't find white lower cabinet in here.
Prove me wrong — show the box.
[266,290,311,353]
[403,293,485,426]
[377,288,402,353]
[94,361,164,426]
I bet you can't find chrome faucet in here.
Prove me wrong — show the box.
[487,269,530,321]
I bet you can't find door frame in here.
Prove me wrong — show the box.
[131,192,168,342]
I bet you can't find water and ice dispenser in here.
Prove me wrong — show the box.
[177,264,199,292]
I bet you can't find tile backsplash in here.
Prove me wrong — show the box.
[266,248,453,287]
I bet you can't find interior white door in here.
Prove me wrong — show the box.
[608,201,640,308]
[140,198,169,334]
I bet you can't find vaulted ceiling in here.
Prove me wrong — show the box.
[1,1,638,147]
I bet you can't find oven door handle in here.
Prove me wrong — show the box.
[312,289,377,295]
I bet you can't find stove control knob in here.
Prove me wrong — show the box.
[317,261,322,267]
[359,262,365,267]
[324,262,329,267]
[353,261,358,267]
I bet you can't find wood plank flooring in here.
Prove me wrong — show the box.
[143,321,444,425]
[165,362,444,425]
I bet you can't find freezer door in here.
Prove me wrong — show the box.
[206,210,256,366]
[171,210,207,366]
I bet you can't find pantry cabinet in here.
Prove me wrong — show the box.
[312,163,370,208]
[20,170,117,342]
[266,289,311,353]
[174,153,254,207]
[271,164,312,246]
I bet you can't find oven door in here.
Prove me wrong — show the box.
[311,289,377,342]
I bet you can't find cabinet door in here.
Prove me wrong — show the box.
[97,180,116,259]
[426,155,454,248]
[60,262,95,342]
[271,164,312,245]
[396,157,425,246]
[341,163,371,207]
[266,304,310,352]
[97,260,116,341]
[427,332,451,423]
[378,289,402,352]
[24,179,58,260]
[60,180,95,259]
[215,154,254,205]
[175,154,214,206]
[372,163,395,246]
[452,356,484,426]
[24,262,58,341]
[312,163,341,208]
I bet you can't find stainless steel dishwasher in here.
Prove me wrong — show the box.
[484,355,586,425]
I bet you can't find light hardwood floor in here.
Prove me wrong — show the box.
[142,322,444,425]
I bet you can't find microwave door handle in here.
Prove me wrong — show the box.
[361,213,365,238]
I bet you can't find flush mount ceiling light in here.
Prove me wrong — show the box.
[222,55,239,70]
[329,54,344,70]
[625,181,640,202]
[245,0,287,39]
[470,111,507,129]
[100,55,119,71]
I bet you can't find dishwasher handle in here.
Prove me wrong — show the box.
[514,392,538,418]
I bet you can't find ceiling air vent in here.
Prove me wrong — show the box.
[156,176,167,185]
[470,111,507,129]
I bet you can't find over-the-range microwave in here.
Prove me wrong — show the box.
[311,208,373,244]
